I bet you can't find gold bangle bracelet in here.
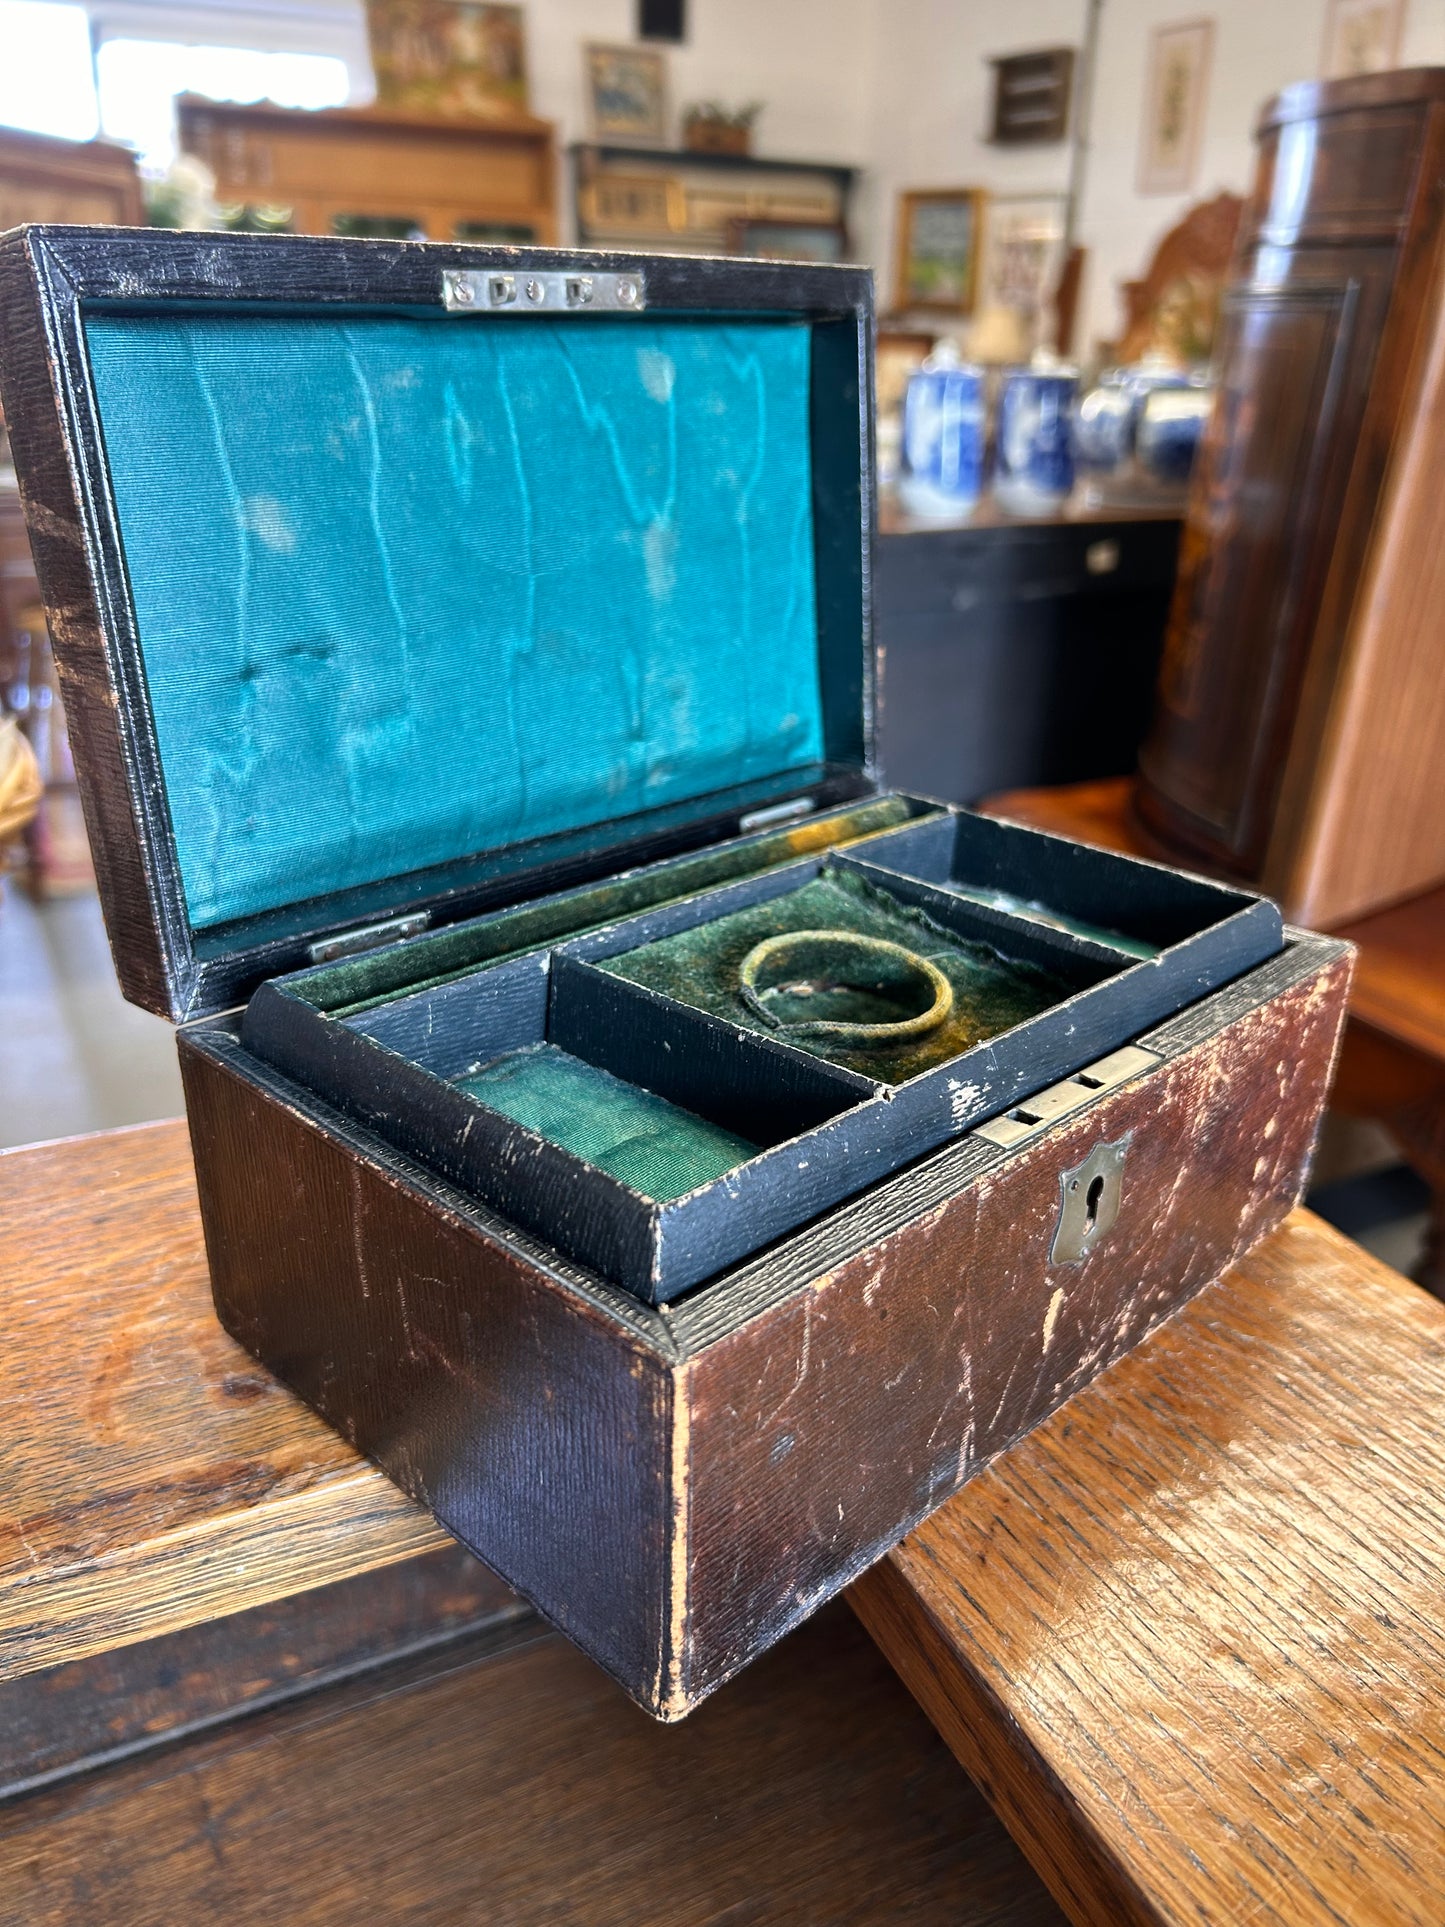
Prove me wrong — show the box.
[737,928,954,1045]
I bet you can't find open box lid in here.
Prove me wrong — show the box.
[0,227,876,1021]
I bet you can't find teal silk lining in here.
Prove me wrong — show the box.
[84,313,824,929]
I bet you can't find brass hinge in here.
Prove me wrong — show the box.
[308,911,430,965]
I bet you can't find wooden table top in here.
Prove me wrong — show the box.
[0,1600,1064,1926]
[852,1208,1445,1927]
[0,1119,447,1681]
[878,491,1184,537]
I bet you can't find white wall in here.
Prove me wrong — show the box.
[70,0,1445,347]
[866,0,1445,353]
[516,0,877,168]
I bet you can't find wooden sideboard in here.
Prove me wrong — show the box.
[0,126,142,231]
[1137,68,1445,926]
[179,97,557,243]
[570,141,855,254]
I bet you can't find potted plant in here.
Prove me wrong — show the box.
[681,101,762,155]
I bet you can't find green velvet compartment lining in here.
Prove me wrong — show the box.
[456,1044,757,1202]
[600,869,1067,1083]
[316,795,919,1018]
[83,312,824,930]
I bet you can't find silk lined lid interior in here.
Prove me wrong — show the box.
[84,310,827,930]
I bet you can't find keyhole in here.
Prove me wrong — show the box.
[1085,1173,1105,1229]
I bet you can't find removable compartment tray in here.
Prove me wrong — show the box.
[242,799,1282,1301]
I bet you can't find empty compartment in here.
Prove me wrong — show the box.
[847,809,1282,969]
[342,946,873,1205]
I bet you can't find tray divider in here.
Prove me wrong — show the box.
[831,853,1134,981]
[550,954,880,1147]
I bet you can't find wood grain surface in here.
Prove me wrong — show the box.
[0,1543,519,1800]
[0,1120,448,1682]
[852,1209,1445,1927]
[0,1601,1064,1927]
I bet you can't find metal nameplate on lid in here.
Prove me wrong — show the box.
[442,268,647,314]
[971,1044,1161,1149]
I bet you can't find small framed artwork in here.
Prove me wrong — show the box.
[580,172,686,240]
[728,218,847,263]
[1139,20,1214,196]
[980,193,1068,322]
[1321,0,1406,76]
[366,2,529,119]
[893,189,986,315]
[585,43,669,144]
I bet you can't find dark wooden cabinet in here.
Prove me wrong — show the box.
[1137,69,1445,925]
[877,507,1180,806]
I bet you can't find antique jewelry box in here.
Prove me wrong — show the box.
[0,226,1352,1717]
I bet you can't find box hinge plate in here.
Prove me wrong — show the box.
[308,911,430,966]
[971,1044,1161,1149]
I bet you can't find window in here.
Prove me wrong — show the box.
[0,2,99,141]
[96,38,349,172]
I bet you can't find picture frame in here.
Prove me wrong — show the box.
[366,1,530,120]
[893,189,986,315]
[1138,20,1214,197]
[727,217,848,263]
[579,172,686,241]
[1321,0,1406,77]
[584,43,670,144]
[874,325,936,423]
[979,192,1068,325]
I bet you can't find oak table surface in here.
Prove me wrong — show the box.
[0,1601,1064,1927]
[852,1208,1445,1927]
[0,1118,450,1682]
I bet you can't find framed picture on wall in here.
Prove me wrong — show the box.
[1138,20,1214,196]
[1321,0,1406,77]
[366,2,530,119]
[893,189,986,315]
[584,44,670,144]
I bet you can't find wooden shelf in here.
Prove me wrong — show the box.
[179,96,557,244]
[0,1120,447,1683]
[570,140,857,185]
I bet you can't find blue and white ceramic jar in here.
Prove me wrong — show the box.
[899,347,988,516]
[1136,386,1214,486]
[995,362,1079,511]
[1072,370,1135,473]
[1074,356,1195,474]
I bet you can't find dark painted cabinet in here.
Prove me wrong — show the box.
[876,511,1180,806]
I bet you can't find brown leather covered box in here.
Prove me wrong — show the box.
[0,225,1351,1716]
